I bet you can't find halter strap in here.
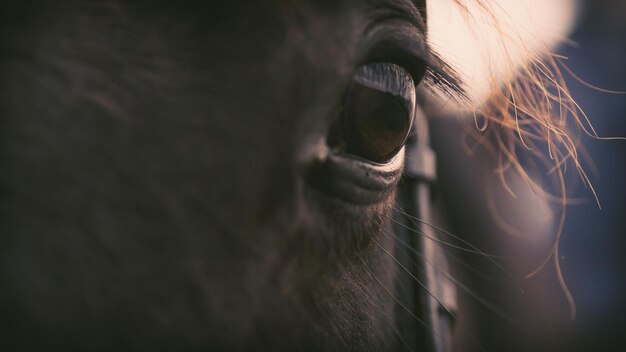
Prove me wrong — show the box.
[398,106,457,352]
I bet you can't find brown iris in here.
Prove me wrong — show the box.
[329,63,416,164]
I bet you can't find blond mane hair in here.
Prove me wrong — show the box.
[426,0,624,319]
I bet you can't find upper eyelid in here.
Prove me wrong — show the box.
[357,15,467,103]
[363,0,427,33]
[358,20,428,82]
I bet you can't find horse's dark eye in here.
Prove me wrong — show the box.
[329,63,416,164]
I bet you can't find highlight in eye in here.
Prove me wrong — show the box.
[328,63,416,164]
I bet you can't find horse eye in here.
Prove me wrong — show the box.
[329,63,416,164]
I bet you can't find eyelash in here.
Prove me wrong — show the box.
[422,56,469,104]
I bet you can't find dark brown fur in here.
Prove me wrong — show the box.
[0,1,439,350]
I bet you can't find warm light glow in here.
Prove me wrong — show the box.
[428,0,579,108]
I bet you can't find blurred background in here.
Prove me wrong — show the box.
[430,0,626,350]
[556,0,626,350]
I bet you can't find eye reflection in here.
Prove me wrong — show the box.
[329,63,416,164]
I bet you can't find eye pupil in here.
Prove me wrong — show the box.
[330,63,416,164]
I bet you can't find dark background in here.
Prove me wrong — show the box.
[557,0,626,350]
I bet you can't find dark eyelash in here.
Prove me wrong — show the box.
[422,52,470,105]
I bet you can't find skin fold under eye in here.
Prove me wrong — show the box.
[328,62,416,164]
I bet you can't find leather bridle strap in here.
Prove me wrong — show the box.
[394,2,457,350]
[400,105,457,352]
